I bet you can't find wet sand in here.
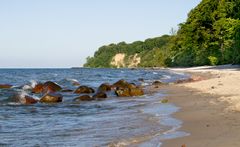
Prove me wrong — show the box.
[161,65,240,147]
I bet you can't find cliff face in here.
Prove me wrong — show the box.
[84,35,171,68]
[110,53,141,68]
[110,53,126,68]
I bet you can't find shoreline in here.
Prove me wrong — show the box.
[161,65,240,147]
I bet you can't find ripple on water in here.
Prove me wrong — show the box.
[0,68,189,146]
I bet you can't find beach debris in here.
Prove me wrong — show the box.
[74,86,95,94]
[93,92,107,99]
[40,93,63,103]
[74,95,94,101]
[175,75,204,84]
[97,83,112,92]
[0,84,13,89]
[161,99,169,103]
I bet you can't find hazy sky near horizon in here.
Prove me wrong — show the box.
[0,0,201,68]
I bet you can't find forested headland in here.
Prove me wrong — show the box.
[84,0,240,68]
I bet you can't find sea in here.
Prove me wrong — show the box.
[0,68,189,147]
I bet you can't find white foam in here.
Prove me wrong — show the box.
[66,78,79,83]
[22,85,32,90]
[22,80,38,90]
[30,80,38,88]
[162,75,171,80]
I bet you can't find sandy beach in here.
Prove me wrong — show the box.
[162,65,240,147]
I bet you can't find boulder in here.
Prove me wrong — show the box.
[93,92,107,99]
[61,89,74,92]
[42,81,62,93]
[0,84,13,89]
[115,87,144,97]
[115,88,131,97]
[128,83,137,89]
[74,95,94,101]
[113,80,136,89]
[9,93,38,104]
[74,86,95,94]
[97,83,112,92]
[32,83,44,93]
[23,96,38,104]
[113,79,130,88]
[40,93,63,103]
[152,80,162,85]
[129,87,144,96]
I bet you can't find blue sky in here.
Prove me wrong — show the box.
[0,0,201,68]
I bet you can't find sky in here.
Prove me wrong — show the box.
[0,0,201,68]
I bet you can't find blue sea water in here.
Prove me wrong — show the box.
[0,68,189,147]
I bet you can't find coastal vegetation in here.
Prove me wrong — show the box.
[84,0,240,68]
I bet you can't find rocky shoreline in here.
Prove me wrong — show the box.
[0,79,149,105]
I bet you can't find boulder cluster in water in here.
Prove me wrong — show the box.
[0,79,145,105]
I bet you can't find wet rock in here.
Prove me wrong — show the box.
[23,96,38,104]
[0,84,13,89]
[115,87,144,97]
[74,95,94,101]
[129,83,137,89]
[152,80,162,85]
[43,81,62,93]
[113,79,136,89]
[74,86,95,94]
[61,89,74,92]
[138,78,144,82]
[40,93,63,103]
[129,87,144,96]
[98,83,112,92]
[115,88,131,97]
[113,79,130,88]
[93,92,107,99]
[32,83,44,93]
[9,93,38,104]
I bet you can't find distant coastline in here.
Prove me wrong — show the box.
[84,0,240,68]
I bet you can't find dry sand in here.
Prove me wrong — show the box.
[172,65,240,112]
[161,65,240,147]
